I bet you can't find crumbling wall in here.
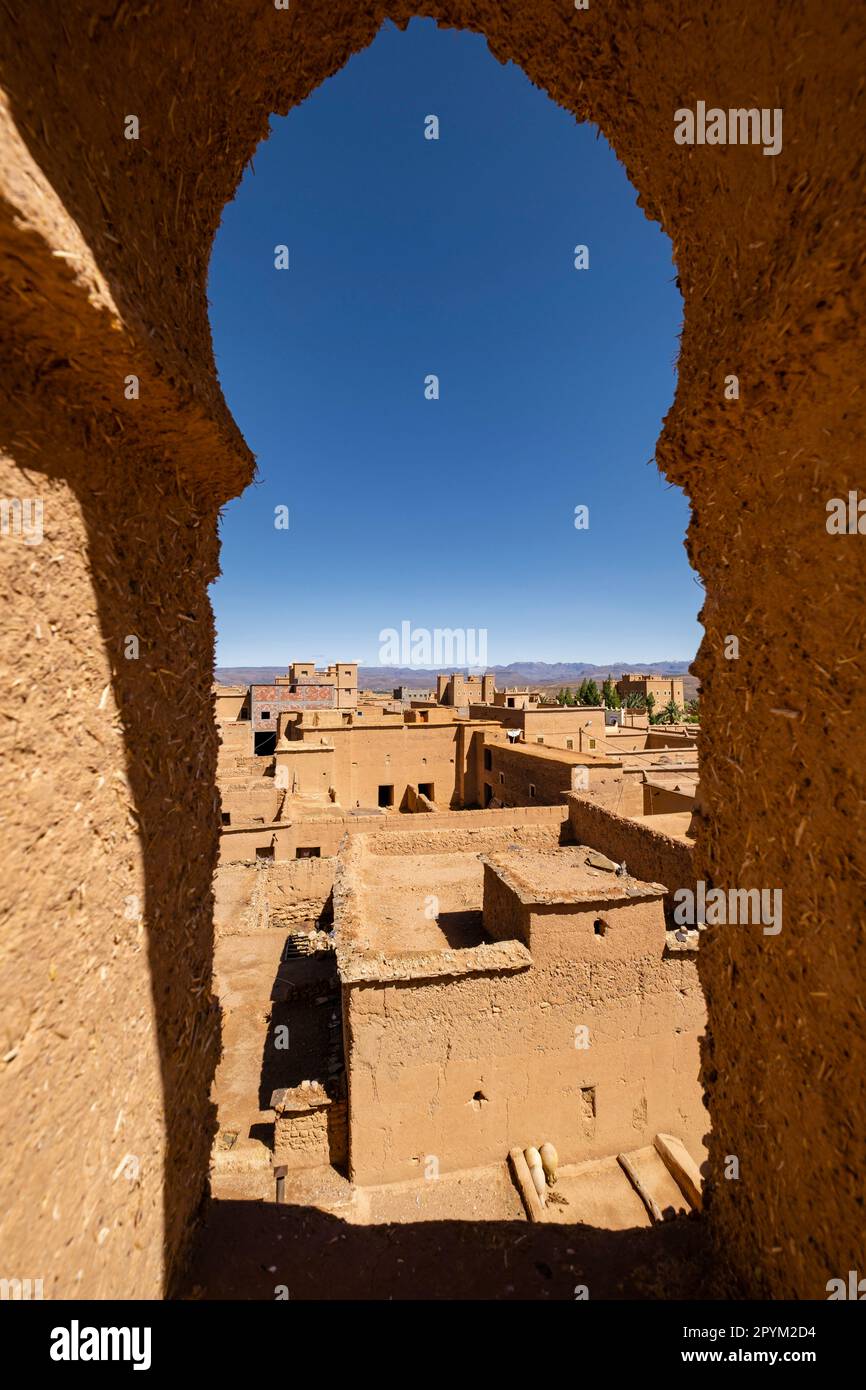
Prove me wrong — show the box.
[214,859,335,937]
[1,0,863,1299]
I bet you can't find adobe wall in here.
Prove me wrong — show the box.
[219,783,284,823]
[644,782,696,816]
[1,0,863,1299]
[362,817,568,858]
[0,432,221,1298]
[217,720,253,753]
[214,691,249,721]
[218,802,570,865]
[344,864,706,1185]
[484,740,617,808]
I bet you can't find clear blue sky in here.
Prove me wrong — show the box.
[208,18,700,669]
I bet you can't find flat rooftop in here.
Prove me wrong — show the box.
[482,846,665,906]
[351,841,666,959]
[357,850,489,954]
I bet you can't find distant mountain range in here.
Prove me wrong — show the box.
[216,660,698,696]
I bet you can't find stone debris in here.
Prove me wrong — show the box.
[585,850,619,873]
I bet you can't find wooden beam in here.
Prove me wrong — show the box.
[654,1132,703,1211]
[508,1147,547,1223]
[617,1151,663,1223]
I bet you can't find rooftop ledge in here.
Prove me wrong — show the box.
[338,938,532,986]
[480,850,667,908]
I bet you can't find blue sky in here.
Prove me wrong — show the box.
[208,18,700,669]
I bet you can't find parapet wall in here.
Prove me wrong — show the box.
[366,804,568,855]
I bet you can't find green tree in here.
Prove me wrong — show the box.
[555,687,566,706]
[645,693,656,721]
[581,680,601,706]
[602,677,621,709]
[661,698,681,724]
[623,692,645,710]
[684,697,700,724]
[563,686,575,706]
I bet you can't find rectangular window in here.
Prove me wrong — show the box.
[498,772,504,784]
[537,736,543,744]
[566,739,573,750]
[255,846,274,861]
[378,784,394,808]
[418,783,434,800]
[483,748,492,770]
[529,784,536,799]
[261,710,271,720]
[221,812,231,826]
[589,738,597,749]
[296,846,321,859]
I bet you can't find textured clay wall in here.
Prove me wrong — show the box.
[486,741,609,807]
[324,722,463,810]
[365,818,567,858]
[0,0,863,1298]
[0,432,220,1297]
